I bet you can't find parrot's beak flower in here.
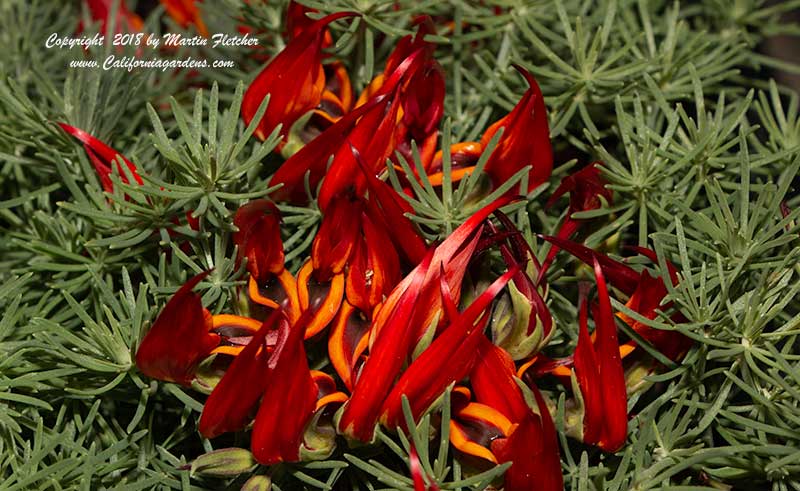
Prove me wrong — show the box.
[480,65,552,192]
[540,236,692,360]
[427,65,552,192]
[268,48,426,207]
[449,339,563,491]
[135,271,220,386]
[242,12,358,142]
[338,197,512,441]
[199,310,347,465]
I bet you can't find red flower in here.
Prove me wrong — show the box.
[480,65,552,192]
[364,17,445,170]
[490,390,563,491]
[541,235,691,361]
[57,123,143,193]
[250,311,317,464]
[135,271,220,385]
[199,310,345,464]
[233,200,284,283]
[268,48,425,207]
[339,197,510,441]
[427,66,552,193]
[573,259,628,452]
[161,0,208,37]
[448,340,563,491]
[242,12,357,141]
[379,267,518,430]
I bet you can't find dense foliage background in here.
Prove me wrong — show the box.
[1,0,800,489]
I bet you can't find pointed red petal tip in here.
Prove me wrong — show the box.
[233,200,284,282]
[242,11,359,141]
[574,259,628,452]
[58,122,143,191]
[480,65,552,193]
[135,271,219,386]
[251,311,318,464]
[546,162,611,211]
[491,387,563,491]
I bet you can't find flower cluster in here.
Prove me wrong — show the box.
[62,2,692,489]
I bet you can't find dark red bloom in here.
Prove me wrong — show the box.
[573,260,628,452]
[541,235,691,360]
[250,312,318,464]
[198,312,278,438]
[490,389,563,491]
[380,267,518,429]
[371,17,445,170]
[199,310,322,465]
[135,271,220,385]
[58,123,143,193]
[427,66,551,193]
[449,339,563,491]
[269,49,424,207]
[233,200,284,283]
[161,0,208,37]
[480,65,552,192]
[242,12,357,141]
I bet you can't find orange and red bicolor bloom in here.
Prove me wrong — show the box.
[540,162,612,279]
[57,123,144,193]
[356,18,445,170]
[448,338,563,491]
[233,200,301,324]
[242,12,358,142]
[338,197,514,441]
[233,199,284,283]
[427,65,552,192]
[161,0,209,37]
[198,310,347,464]
[304,180,426,365]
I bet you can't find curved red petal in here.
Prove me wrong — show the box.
[251,313,318,464]
[198,312,281,438]
[480,66,552,192]
[135,271,219,385]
